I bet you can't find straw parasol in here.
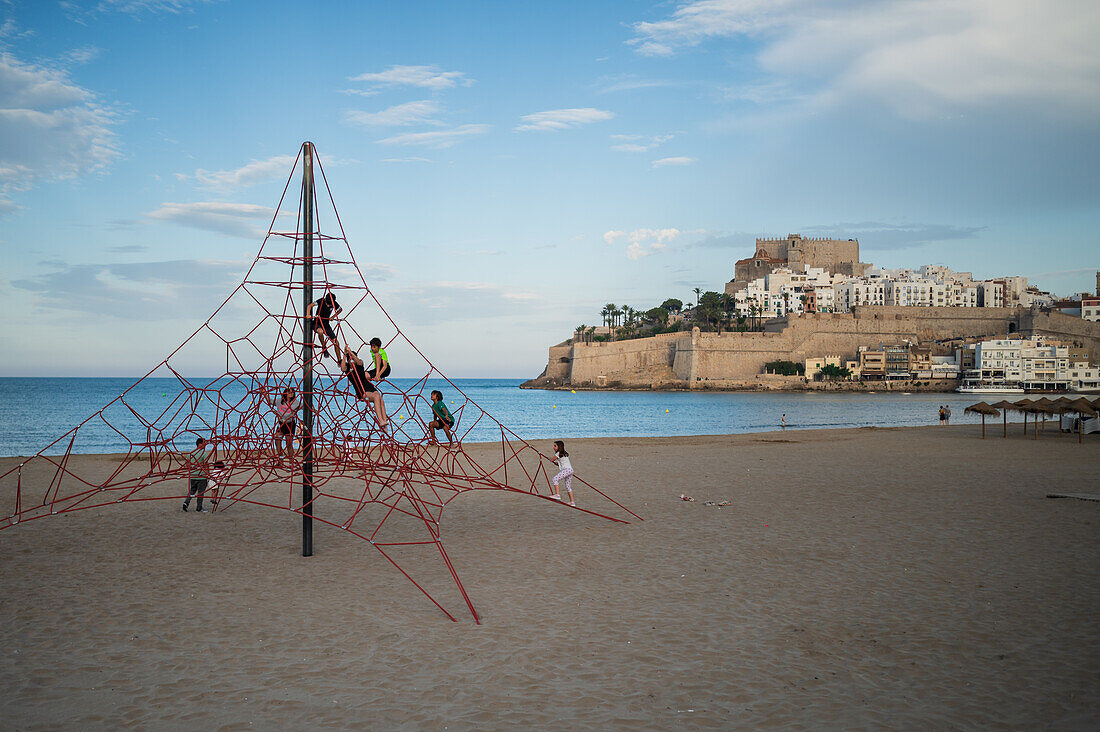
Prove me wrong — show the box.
[1067,397,1098,444]
[1032,397,1055,433]
[1013,398,1035,435]
[1050,397,1076,435]
[991,399,1019,438]
[965,402,999,439]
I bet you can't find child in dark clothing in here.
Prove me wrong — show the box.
[427,390,455,445]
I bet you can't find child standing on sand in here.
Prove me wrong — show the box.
[550,440,575,507]
[266,386,301,458]
[208,460,227,509]
[182,436,211,512]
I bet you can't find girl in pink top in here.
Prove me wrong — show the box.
[266,387,301,458]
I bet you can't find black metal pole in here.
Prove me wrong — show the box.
[301,142,314,557]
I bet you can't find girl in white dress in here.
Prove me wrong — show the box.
[550,440,576,507]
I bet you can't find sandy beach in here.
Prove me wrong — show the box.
[1,424,1097,729]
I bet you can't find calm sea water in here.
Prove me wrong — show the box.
[0,377,992,457]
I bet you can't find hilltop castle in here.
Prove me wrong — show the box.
[726,234,870,295]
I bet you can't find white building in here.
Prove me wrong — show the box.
[1080,297,1099,322]
[969,336,1096,391]
[978,281,1004,308]
[884,278,948,307]
[836,278,886,310]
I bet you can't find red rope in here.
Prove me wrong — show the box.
[0,146,640,622]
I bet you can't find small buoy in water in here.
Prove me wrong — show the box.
[552,405,557,409]
[162,393,166,397]
[571,390,576,394]
[666,409,670,413]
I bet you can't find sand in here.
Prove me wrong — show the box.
[1,424,1098,729]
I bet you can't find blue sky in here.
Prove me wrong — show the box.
[1,0,1098,377]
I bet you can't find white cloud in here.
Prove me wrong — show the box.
[0,51,120,214]
[348,64,473,90]
[629,0,1100,116]
[61,0,217,20]
[178,154,297,190]
[610,133,674,152]
[603,228,682,259]
[652,156,696,167]
[376,124,490,149]
[146,201,274,239]
[12,258,243,320]
[343,100,442,127]
[515,108,614,132]
[384,281,539,322]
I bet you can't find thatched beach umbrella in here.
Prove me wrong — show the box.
[1032,397,1054,433]
[1050,397,1075,435]
[1067,398,1098,444]
[965,402,1000,439]
[1013,398,1035,435]
[991,400,1018,438]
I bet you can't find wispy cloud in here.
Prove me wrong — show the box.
[802,221,986,250]
[59,46,101,66]
[611,133,673,152]
[595,75,680,94]
[177,154,296,191]
[384,281,538,322]
[652,156,696,167]
[376,124,490,149]
[628,0,1100,116]
[60,0,219,21]
[380,156,433,163]
[145,201,274,239]
[515,108,614,132]
[0,51,120,215]
[348,64,473,90]
[12,258,242,320]
[604,228,683,259]
[343,100,442,127]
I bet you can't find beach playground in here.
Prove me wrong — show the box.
[1,424,1097,728]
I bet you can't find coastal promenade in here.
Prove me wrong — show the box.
[1,425,1096,728]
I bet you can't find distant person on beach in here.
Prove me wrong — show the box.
[944,404,951,425]
[209,460,227,509]
[182,436,211,512]
[340,345,388,428]
[266,386,301,458]
[306,289,342,359]
[551,440,576,506]
[781,413,787,428]
[938,406,946,425]
[427,390,455,445]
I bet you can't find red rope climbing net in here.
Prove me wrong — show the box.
[0,144,638,622]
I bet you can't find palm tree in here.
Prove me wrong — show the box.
[575,324,587,344]
[603,303,617,329]
[613,306,624,328]
[693,287,702,309]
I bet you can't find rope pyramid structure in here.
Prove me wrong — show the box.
[0,142,639,622]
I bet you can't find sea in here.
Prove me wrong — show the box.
[0,377,992,457]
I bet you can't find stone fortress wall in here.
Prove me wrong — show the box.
[730,233,871,293]
[528,307,1100,389]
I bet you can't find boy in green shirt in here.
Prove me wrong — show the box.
[427,390,455,446]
